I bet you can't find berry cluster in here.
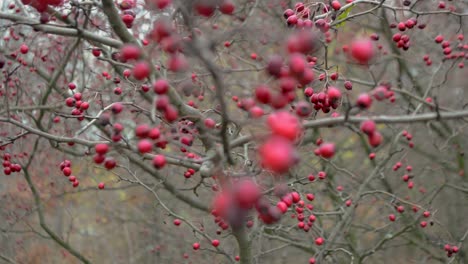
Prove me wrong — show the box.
[434,34,467,68]
[64,92,89,122]
[2,153,21,175]
[390,18,423,51]
[59,160,80,188]
[21,0,62,13]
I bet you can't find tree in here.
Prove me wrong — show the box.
[1,0,468,263]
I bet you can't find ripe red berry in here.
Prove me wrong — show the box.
[276,201,288,214]
[211,239,220,247]
[72,180,80,188]
[344,81,353,90]
[389,214,396,221]
[204,118,216,128]
[360,120,376,135]
[135,124,151,138]
[318,142,335,159]
[92,48,101,57]
[173,219,181,226]
[368,131,383,147]
[288,53,306,75]
[94,154,105,164]
[95,143,109,155]
[120,44,141,61]
[397,205,405,213]
[132,61,151,80]
[350,39,374,64]
[65,97,75,107]
[331,0,341,11]
[356,93,372,109]
[397,22,406,31]
[153,154,166,169]
[315,237,324,246]
[259,136,298,174]
[62,167,72,176]
[138,139,153,153]
[255,84,272,104]
[192,242,200,250]
[219,0,235,15]
[155,0,171,9]
[98,182,105,189]
[20,44,29,54]
[267,111,302,141]
[111,102,123,114]
[153,79,169,94]
[327,86,341,102]
[250,106,264,118]
[345,199,352,207]
[164,105,179,123]
[104,158,117,170]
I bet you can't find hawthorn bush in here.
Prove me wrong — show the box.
[1,0,468,263]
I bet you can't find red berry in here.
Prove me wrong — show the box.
[267,111,302,141]
[72,180,80,188]
[155,0,171,9]
[104,158,117,170]
[132,61,151,80]
[153,79,169,94]
[275,201,288,214]
[259,136,298,174]
[356,93,372,109]
[62,167,72,176]
[368,131,383,147]
[153,154,166,169]
[95,143,109,155]
[192,242,200,250]
[331,0,341,11]
[94,154,106,164]
[219,0,235,15]
[318,142,335,159]
[98,182,105,189]
[255,84,272,104]
[138,139,153,153]
[135,124,151,138]
[344,81,353,90]
[397,22,406,31]
[92,48,101,57]
[120,44,141,61]
[204,118,216,128]
[327,86,341,102]
[315,237,324,246]
[112,102,123,114]
[397,205,405,213]
[211,239,220,247]
[360,120,376,135]
[351,39,374,64]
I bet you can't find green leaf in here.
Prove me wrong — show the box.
[335,5,355,28]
